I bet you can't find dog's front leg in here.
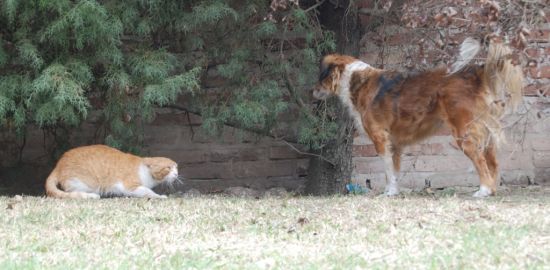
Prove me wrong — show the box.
[382,152,400,196]
[371,133,400,196]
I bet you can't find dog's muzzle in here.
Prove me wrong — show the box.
[312,88,330,100]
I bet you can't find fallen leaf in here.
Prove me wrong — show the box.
[297,217,309,225]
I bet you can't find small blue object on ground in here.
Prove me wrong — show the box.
[346,183,370,195]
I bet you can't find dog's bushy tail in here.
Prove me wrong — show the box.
[451,38,523,113]
[484,41,524,146]
[484,42,524,113]
[450,37,482,74]
[451,38,524,147]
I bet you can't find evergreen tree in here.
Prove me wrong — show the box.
[0,0,338,159]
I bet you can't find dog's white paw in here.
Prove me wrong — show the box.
[472,185,492,198]
[84,193,101,199]
[384,184,400,196]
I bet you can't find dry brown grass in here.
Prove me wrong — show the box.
[0,186,549,269]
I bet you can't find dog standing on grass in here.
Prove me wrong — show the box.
[313,38,523,197]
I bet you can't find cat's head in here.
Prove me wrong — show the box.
[143,157,179,183]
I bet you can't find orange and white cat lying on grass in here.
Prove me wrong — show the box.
[45,145,178,199]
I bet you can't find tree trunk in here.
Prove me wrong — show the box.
[305,1,363,195]
[305,99,355,195]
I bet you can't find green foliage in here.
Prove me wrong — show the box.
[143,67,202,108]
[0,0,336,153]
[187,1,239,27]
[297,105,339,150]
[31,63,91,126]
[230,80,288,131]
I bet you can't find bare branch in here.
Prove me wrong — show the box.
[165,104,336,166]
[280,139,336,166]
[305,0,327,13]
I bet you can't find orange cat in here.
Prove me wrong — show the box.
[45,145,178,199]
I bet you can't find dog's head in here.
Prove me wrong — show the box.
[313,54,367,100]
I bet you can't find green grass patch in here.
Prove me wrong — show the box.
[0,187,549,269]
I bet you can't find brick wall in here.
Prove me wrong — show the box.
[351,5,550,191]
[0,108,309,194]
[142,108,309,193]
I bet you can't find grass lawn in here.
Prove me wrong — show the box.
[0,186,549,269]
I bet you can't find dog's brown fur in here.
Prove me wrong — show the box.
[313,40,523,197]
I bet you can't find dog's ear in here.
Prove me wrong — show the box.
[330,66,341,92]
[319,62,334,82]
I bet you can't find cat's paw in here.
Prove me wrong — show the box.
[158,195,168,199]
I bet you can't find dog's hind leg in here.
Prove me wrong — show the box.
[451,121,496,197]
[484,140,499,185]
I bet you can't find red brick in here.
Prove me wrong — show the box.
[529,29,550,43]
[353,135,373,145]
[269,145,305,160]
[524,46,550,59]
[182,163,233,179]
[529,66,550,79]
[534,100,550,111]
[498,152,534,170]
[359,53,378,65]
[233,160,297,178]
[356,0,375,9]
[435,127,452,136]
[421,143,445,155]
[407,143,447,155]
[191,126,239,144]
[143,127,180,146]
[155,149,208,164]
[524,84,549,96]
[353,157,385,173]
[414,155,471,172]
[406,144,422,155]
[531,136,550,151]
[209,147,264,162]
[150,111,202,126]
[182,178,270,193]
[525,47,545,58]
[533,151,550,168]
[357,0,375,26]
[352,144,378,157]
[535,168,550,183]
[395,172,433,190]
[500,170,533,185]
[427,172,478,188]
[265,176,307,190]
[296,159,309,176]
[528,116,550,133]
[385,33,415,46]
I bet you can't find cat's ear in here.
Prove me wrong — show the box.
[142,158,153,168]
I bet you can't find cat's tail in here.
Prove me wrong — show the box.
[44,172,99,199]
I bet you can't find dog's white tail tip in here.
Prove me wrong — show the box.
[450,37,481,74]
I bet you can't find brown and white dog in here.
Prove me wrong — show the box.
[313,39,523,197]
